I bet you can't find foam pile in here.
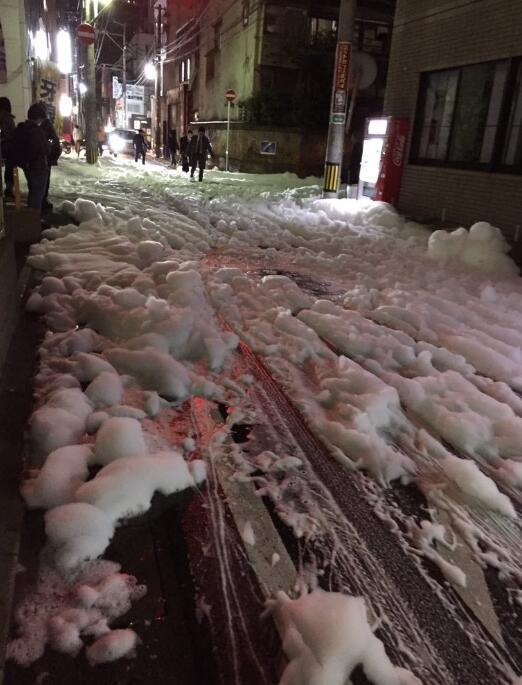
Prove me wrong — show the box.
[428,222,518,276]
[266,590,422,685]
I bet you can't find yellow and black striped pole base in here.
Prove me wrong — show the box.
[323,161,340,197]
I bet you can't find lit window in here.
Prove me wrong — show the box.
[309,16,337,45]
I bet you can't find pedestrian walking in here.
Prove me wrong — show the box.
[133,129,147,164]
[12,103,50,210]
[97,125,105,156]
[188,127,213,182]
[168,129,179,167]
[179,129,192,173]
[39,106,61,211]
[73,124,83,158]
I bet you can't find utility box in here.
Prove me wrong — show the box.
[358,117,409,206]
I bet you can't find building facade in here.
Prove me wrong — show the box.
[384,0,522,241]
[162,0,395,174]
[0,0,34,124]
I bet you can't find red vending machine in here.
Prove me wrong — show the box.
[357,117,409,206]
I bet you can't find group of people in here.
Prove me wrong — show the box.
[1,98,218,214]
[167,127,214,182]
[133,126,214,182]
[1,97,60,211]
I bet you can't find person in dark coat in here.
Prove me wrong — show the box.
[133,129,147,164]
[179,129,192,173]
[40,106,61,211]
[168,129,179,167]
[188,127,213,182]
[0,97,16,198]
[12,103,50,210]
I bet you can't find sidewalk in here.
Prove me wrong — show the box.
[0,204,219,685]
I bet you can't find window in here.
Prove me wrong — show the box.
[213,20,221,50]
[309,17,337,45]
[448,61,508,164]
[206,52,215,82]
[265,5,306,36]
[411,58,522,173]
[264,6,281,34]
[502,62,522,168]
[180,58,191,83]
[242,0,249,27]
[413,69,459,161]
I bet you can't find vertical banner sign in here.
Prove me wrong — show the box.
[38,61,61,123]
[374,117,409,206]
[331,41,351,124]
[323,41,351,195]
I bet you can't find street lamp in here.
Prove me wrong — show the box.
[144,62,156,81]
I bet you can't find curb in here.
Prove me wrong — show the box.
[0,261,35,685]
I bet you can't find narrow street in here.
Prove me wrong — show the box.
[2,157,522,685]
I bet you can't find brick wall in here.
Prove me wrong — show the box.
[384,0,522,240]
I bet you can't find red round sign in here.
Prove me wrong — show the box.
[225,89,236,102]
[77,23,95,46]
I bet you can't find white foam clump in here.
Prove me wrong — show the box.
[57,328,101,357]
[241,521,256,546]
[21,445,93,509]
[413,520,466,588]
[105,348,191,401]
[441,456,516,518]
[86,628,138,665]
[30,388,92,459]
[76,451,206,521]
[73,352,118,382]
[45,503,115,571]
[266,589,422,685]
[85,372,124,408]
[428,222,518,275]
[254,450,303,472]
[94,416,146,465]
[137,240,164,266]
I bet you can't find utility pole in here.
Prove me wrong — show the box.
[154,3,163,158]
[122,23,127,128]
[322,0,356,198]
[83,0,98,164]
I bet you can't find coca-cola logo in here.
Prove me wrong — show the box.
[392,134,405,167]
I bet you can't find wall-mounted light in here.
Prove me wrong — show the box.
[79,82,88,94]
[34,27,50,61]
